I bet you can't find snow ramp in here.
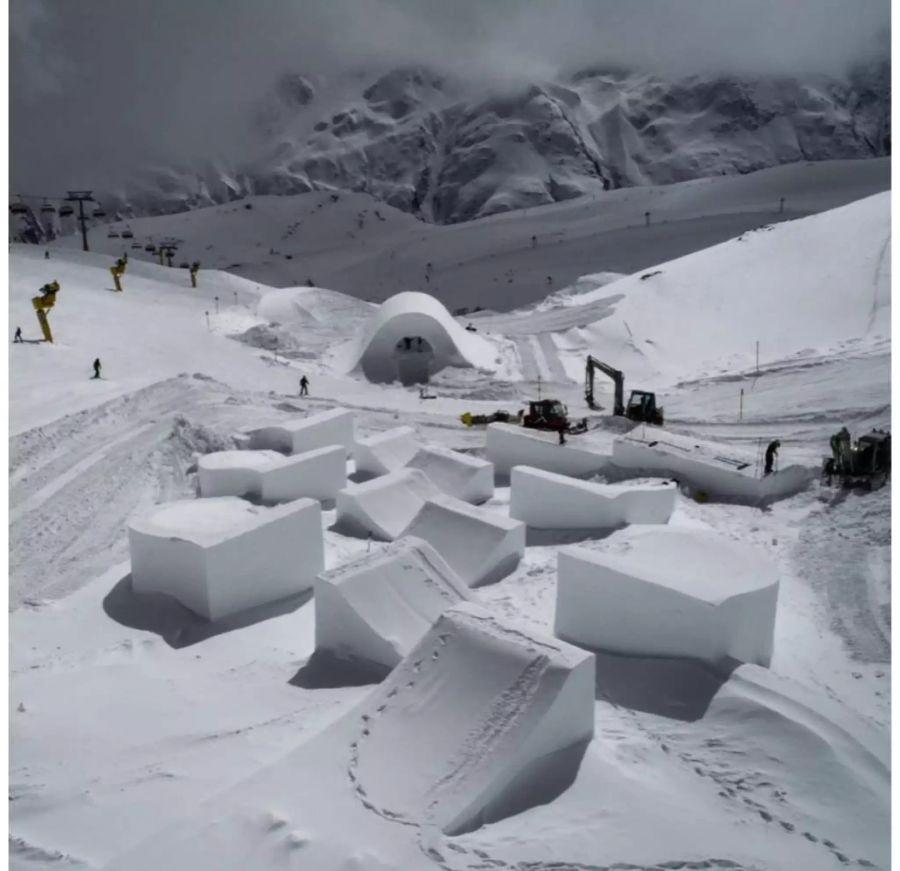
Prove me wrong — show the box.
[351,602,595,835]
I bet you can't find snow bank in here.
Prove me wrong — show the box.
[128,497,323,621]
[197,450,281,498]
[510,466,675,528]
[349,291,497,383]
[405,444,494,504]
[404,494,525,587]
[335,468,440,541]
[247,407,355,456]
[354,426,419,477]
[612,427,813,505]
[486,423,611,478]
[556,528,779,666]
[352,602,595,834]
[314,537,472,670]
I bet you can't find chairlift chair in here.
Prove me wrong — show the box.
[92,206,107,219]
[59,205,74,218]
[122,228,134,239]
[40,201,57,216]
[9,201,28,216]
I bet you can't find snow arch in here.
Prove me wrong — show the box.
[350,291,495,384]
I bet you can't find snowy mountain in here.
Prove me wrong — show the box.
[111,61,890,223]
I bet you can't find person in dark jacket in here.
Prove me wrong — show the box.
[764,439,780,475]
[13,327,22,343]
[92,358,102,379]
[299,375,309,396]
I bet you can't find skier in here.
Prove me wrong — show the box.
[764,439,780,475]
[92,358,102,380]
[558,422,567,446]
[13,326,22,343]
[531,235,537,248]
[299,375,309,397]
[44,250,49,260]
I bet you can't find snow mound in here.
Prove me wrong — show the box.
[403,494,525,587]
[349,292,497,384]
[354,426,420,477]
[128,496,323,621]
[335,468,440,541]
[556,528,779,666]
[612,427,813,505]
[314,537,472,671]
[486,423,611,479]
[510,466,675,529]
[257,285,373,325]
[352,602,595,835]
[247,407,355,456]
[405,445,494,504]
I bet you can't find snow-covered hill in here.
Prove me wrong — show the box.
[107,61,890,223]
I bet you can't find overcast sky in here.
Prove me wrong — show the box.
[10,0,890,195]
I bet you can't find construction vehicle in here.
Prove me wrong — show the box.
[523,399,588,434]
[822,428,891,491]
[585,355,664,425]
[31,281,60,342]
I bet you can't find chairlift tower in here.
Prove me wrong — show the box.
[64,190,97,252]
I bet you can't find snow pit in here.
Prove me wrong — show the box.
[486,423,611,479]
[555,528,779,666]
[335,468,440,540]
[353,602,595,834]
[405,444,494,504]
[197,450,281,498]
[314,537,472,670]
[404,494,525,587]
[128,496,324,621]
[510,465,676,528]
[612,427,813,505]
[354,426,419,477]
[247,407,355,456]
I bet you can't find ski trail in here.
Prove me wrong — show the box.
[515,337,540,382]
[536,332,569,383]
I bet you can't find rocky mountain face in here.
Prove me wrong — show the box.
[115,61,890,224]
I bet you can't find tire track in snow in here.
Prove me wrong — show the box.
[536,332,569,383]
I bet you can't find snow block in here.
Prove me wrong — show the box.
[404,494,525,587]
[555,528,779,666]
[314,537,472,670]
[612,427,813,505]
[353,602,595,835]
[335,468,441,541]
[487,423,611,479]
[197,450,281,498]
[405,445,494,504]
[354,426,419,477]
[510,465,675,528]
[247,407,355,456]
[128,497,324,621]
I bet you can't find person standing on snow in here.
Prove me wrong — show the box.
[299,375,309,396]
[764,439,780,475]
[92,358,102,380]
[13,327,22,343]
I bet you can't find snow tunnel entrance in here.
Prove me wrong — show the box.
[393,336,435,385]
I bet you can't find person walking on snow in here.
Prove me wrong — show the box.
[92,358,102,380]
[764,439,780,475]
[299,375,309,396]
[13,327,22,343]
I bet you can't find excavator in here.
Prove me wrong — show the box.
[585,355,664,426]
[822,427,891,490]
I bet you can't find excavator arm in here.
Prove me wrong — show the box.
[585,355,624,415]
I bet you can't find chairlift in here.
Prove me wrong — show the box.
[9,201,28,216]
[108,230,120,238]
[145,244,157,253]
[131,242,142,249]
[92,206,107,219]
[122,228,134,239]
[40,201,57,216]
[59,204,74,218]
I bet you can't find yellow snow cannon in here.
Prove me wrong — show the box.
[31,281,60,342]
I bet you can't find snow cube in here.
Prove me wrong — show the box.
[247,407,355,456]
[487,422,610,478]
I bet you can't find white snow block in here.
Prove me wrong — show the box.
[555,528,779,666]
[335,468,441,541]
[197,450,281,498]
[353,602,595,835]
[354,426,419,477]
[612,427,813,505]
[314,537,473,670]
[405,445,494,504]
[257,445,347,503]
[487,423,611,478]
[128,497,324,621]
[247,407,355,456]
[403,494,525,587]
[510,465,675,528]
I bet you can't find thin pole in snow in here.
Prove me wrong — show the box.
[537,374,542,401]
[779,197,785,214]
[205,311,210,330]
[644,211,651,227]
[739,388,744,421]
[755,341,759,375]
[214,296,220,314]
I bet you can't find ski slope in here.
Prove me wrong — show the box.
[9,187,891,871]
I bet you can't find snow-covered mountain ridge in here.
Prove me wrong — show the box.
[114,60,890,223]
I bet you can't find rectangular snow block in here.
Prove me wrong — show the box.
[405,445,494,504]
[403,493,525,587]
[487,422,611,478]
[335,468,441,541]
[510,465,675,528]
[314,537,472,670]
[129,496,324,621]
[612,427,813,505]
[354,426,419,477]
[247,407,355,456]
[197,450,281,498]
[353,602,595,835]
[555,528,779,666]
[258,444,347,503]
